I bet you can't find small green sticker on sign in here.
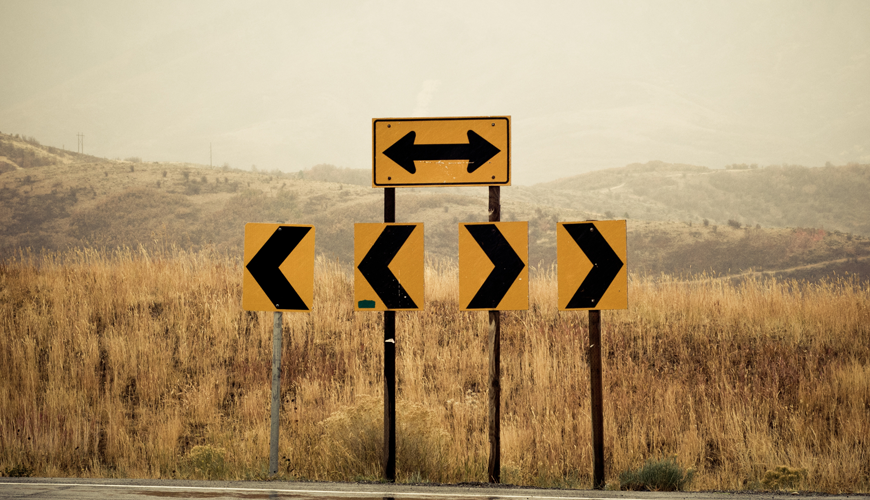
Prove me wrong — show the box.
[358,300,376,309]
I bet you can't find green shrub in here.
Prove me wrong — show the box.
[619,456,694,491]
[2,463,34,477]
[180,445,228,480]
[762,466,806,490]
[317,395,449,483]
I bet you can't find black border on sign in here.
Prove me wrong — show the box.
[372,116,511,187]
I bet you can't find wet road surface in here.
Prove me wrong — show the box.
[1,478,866,500]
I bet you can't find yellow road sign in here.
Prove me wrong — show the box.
[459,221,528,310]
[354,223,424,311]
[557,220,627,310]
[243,223,315,312]
[373,116,510,187]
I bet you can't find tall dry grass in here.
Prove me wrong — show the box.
[0,248,868,492]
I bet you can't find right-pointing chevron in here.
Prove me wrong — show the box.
[563,223,624,309]
[464,224,526,309]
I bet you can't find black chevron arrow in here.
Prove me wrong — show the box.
[564,223,624,309]
[246,226,311,310]
[358,225,418,309]
[383,130,500,175]
[465,224,525,309]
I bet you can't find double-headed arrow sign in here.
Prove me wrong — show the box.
[557,221,627,310]
[459,222,528,311]
[373,116,510,187]
[383,130,501,175]
[243,224,315,312]
[354,223,424,311]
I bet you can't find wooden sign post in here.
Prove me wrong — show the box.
[488,186,501,483]
[588,309,604,489]
[383,187,397,481]
[557,220,627,489]
[458,196,529,483]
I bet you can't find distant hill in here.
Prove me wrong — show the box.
[293,164,370,186]
[534,160,870,235]
[1,132,868,282]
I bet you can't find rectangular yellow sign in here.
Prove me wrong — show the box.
[459,221,528,311]
[354,223,424,311]
[373,116,510,187]
[243,223,315,312]
[557,220,627,310]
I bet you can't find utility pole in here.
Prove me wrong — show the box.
[210,143,212,168]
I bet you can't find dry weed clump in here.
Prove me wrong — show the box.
[0,248,868,492]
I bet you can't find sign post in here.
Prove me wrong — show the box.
[373,115,511,483]
[487,186,501,484]
[459,216,528,483]
[353,215,424,481]
[243,223,315,476]
[269,311,283,476]
[588,309,604,488]
[384,188,396,481]
[557,220,627,489]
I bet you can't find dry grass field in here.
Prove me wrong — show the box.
[1,247,868,492]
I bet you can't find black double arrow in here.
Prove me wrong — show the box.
[464,224,525,309]
[563,223,624,308]
[246,226,311,310]
[383,130,501,175]
[358,225,418,309]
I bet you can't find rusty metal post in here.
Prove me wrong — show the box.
[269,311,283,476]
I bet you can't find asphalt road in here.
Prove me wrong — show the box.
[1,478,867,500]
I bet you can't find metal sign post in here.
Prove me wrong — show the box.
[242,223,316,477]
[269,311,283,475]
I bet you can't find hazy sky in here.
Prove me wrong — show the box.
[1,0,868,184]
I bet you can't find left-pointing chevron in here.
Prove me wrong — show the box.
[246,226,310,310]
[357,225,418,309]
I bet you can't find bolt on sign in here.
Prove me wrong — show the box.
[557,220,627,310]
[459,221,528,311]
[354,223,425,311]
[243,223,315,312]
[372,116,510,187]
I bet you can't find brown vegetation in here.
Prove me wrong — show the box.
[1,248,868,492]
